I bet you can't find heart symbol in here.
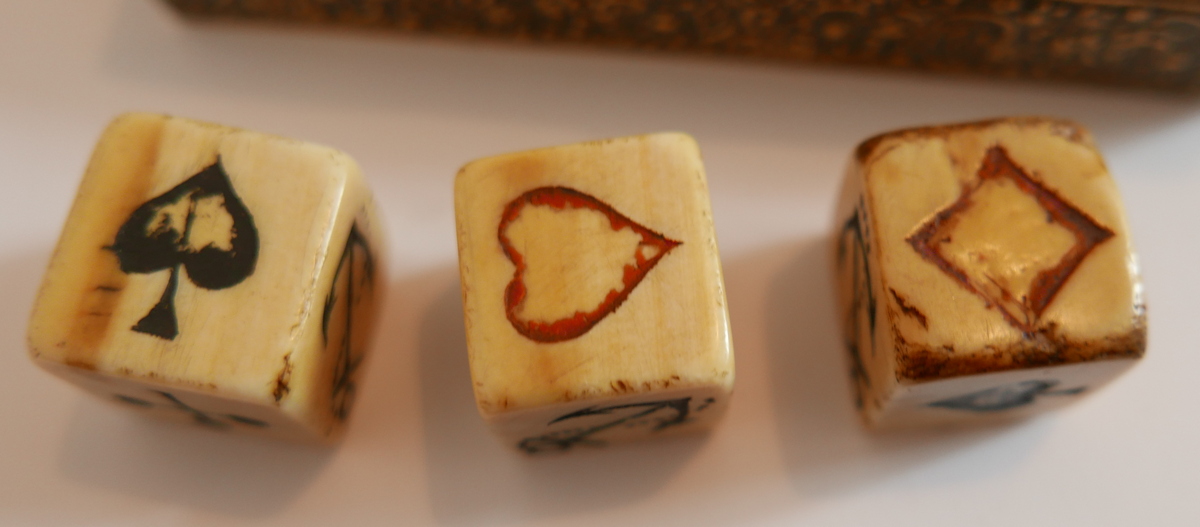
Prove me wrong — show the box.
[498,186,681,343]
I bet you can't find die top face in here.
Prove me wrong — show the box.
[455,133,734,416]
[28,113,366,409]
[854,118,1145,383]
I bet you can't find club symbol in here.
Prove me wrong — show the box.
[107,157,259,340]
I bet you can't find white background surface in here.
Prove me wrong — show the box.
[2,1,1198,525]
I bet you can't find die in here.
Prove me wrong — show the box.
[27,113,385,443]
[833,117,1146,428]
[454,133,734,452]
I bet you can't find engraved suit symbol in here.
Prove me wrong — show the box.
[907,146,1113,332]
[498,186,681,343]
[108,157,258,340]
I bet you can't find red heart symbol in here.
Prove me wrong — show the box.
[498,186,682,343]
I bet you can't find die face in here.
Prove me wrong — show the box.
[28,113,385,442]
[835,118,1146,426]
[455,133,734,448]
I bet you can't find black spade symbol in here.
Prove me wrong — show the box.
[108,157,259,340]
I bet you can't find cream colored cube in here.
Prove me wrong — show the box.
[28,113,385,443]
[833,117,1146,428]
[454,133,734,453]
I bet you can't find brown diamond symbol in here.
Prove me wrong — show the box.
[907,146,1114,332]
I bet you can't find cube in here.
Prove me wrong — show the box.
[833,117,1146,428]
[454,133,734,452]
[27,113,385,443]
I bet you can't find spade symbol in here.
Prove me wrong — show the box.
[108,157,259,340]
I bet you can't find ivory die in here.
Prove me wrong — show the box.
[27,113,385,443]
[454,133,734,452]
[833,117,1146,428]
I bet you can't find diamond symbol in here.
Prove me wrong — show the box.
[907,146,1114,332]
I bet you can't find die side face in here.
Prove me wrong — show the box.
[834,118,1146,427]
[315,204,385,438]
[454,133,734,450]
[503,388,728,454]
[875,358,1136,427]
[27,113,385,442]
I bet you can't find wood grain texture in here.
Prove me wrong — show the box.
[27,113,386,443]
[163,0,1200,91]
[454,133,733,452]
[832,117,1145,428]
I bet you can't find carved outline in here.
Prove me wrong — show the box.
[107,157,259,340]
[907,145,1114,332]
[498,186,681,343]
